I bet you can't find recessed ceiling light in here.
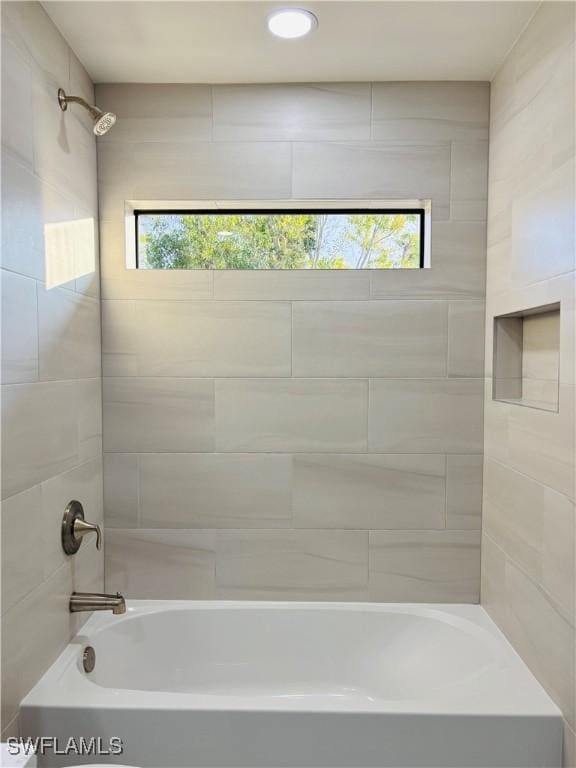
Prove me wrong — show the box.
[267,9,318,39]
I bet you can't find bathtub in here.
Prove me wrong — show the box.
[20,601,562,768]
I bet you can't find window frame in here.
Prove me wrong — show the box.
[133,207,426,270]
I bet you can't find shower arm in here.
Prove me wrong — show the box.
[58,89,103,119]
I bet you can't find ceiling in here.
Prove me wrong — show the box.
[42,1,538,84]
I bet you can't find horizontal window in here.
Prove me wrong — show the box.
[135,208,425,270]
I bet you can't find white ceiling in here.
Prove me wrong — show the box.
[42,1,538,84]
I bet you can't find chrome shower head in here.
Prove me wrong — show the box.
[58,88,117,136]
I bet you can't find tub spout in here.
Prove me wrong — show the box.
[70,591,126,615]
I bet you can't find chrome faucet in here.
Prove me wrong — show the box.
[70,592,126,615]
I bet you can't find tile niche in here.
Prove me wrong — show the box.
[493,303,561,412]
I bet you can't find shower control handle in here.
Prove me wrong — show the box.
[62,500,102,555]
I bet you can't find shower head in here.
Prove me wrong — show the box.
[58,88,117,136]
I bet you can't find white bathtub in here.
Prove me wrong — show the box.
[21,601,562,767]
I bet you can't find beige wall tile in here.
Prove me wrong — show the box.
[293,142,450,217]
[101,299,138,376]
[139,453,292,529]
[372,82,490,142]
[369,530,481,602]
[105,529,216,599]
[483,457,574,623]
[1,38,34,166]
[135,301,291,377]
[99,141,293,201]
[446,454,483,530]
[1,1,69,83]
[293,454,445,530]
[1,151,44,280]
[293,300,448,377]
[1,381,78,498]
[1,270,38,384]
[511,160,575,288]
[1,564,73,728]
[103,377,214,452]
[38,285,101,380]
[213,83,371,141]
[450,141,489,221]
[448,300,486,377]
[213,270,370,301]
[95,84,212,143]
[100,268,214,301]
[216,530,368,600]
[1,486,44,614]
[483,1,575,738]
[370,221,486,299]
[369,378,484,453]
[482,534,575,729]
[216,378,368,453]
[103,453,139,528]
[77,378,103,463]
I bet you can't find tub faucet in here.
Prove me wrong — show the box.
[70,592,126,615]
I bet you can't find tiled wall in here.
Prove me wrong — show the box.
[0,1,102,737]
[98,80,488,602]
[481,3,576,764]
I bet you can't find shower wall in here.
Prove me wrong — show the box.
[481,2,575,762]
[98,81,488,602]
[1,1,102,738]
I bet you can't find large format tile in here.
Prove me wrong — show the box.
[99,141,293,201]
[1,564,72,728]
[139,453,292,529]
[293,454,445,529]
[213,270,370,301]
[483,457,575,623]
[1,150,44,280]
[216,379,368,453]
[446,454,483,530]
[369,378,484,453]
[101,300,137,376]
[293,300,448,377]
[38,285,100,380]
[370,221,486,299]
[213,83,371,141]
[216,530,369,600]
[1,269,38,384]
[1,1,69,84]
[450,141,489,221]
[105,530,216,600]
[447,300,485,377]
[103,453,139,528]
[372,82,490,142]
[486,384,576,500]
[293,142,450,217]
[103,377,214,453]
[1,381,78,498]
[482,534,575,729]
[369,530,481,602]
[510,160,575,288]
[1,37,34,166]
[135,301,291,377]
[1,485,44,614]
[95,84,212,143]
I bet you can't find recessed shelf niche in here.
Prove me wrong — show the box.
[492,303,560,412]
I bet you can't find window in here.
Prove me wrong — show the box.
[135,208,425,270]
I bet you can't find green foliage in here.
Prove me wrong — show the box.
[139,212,420,270]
